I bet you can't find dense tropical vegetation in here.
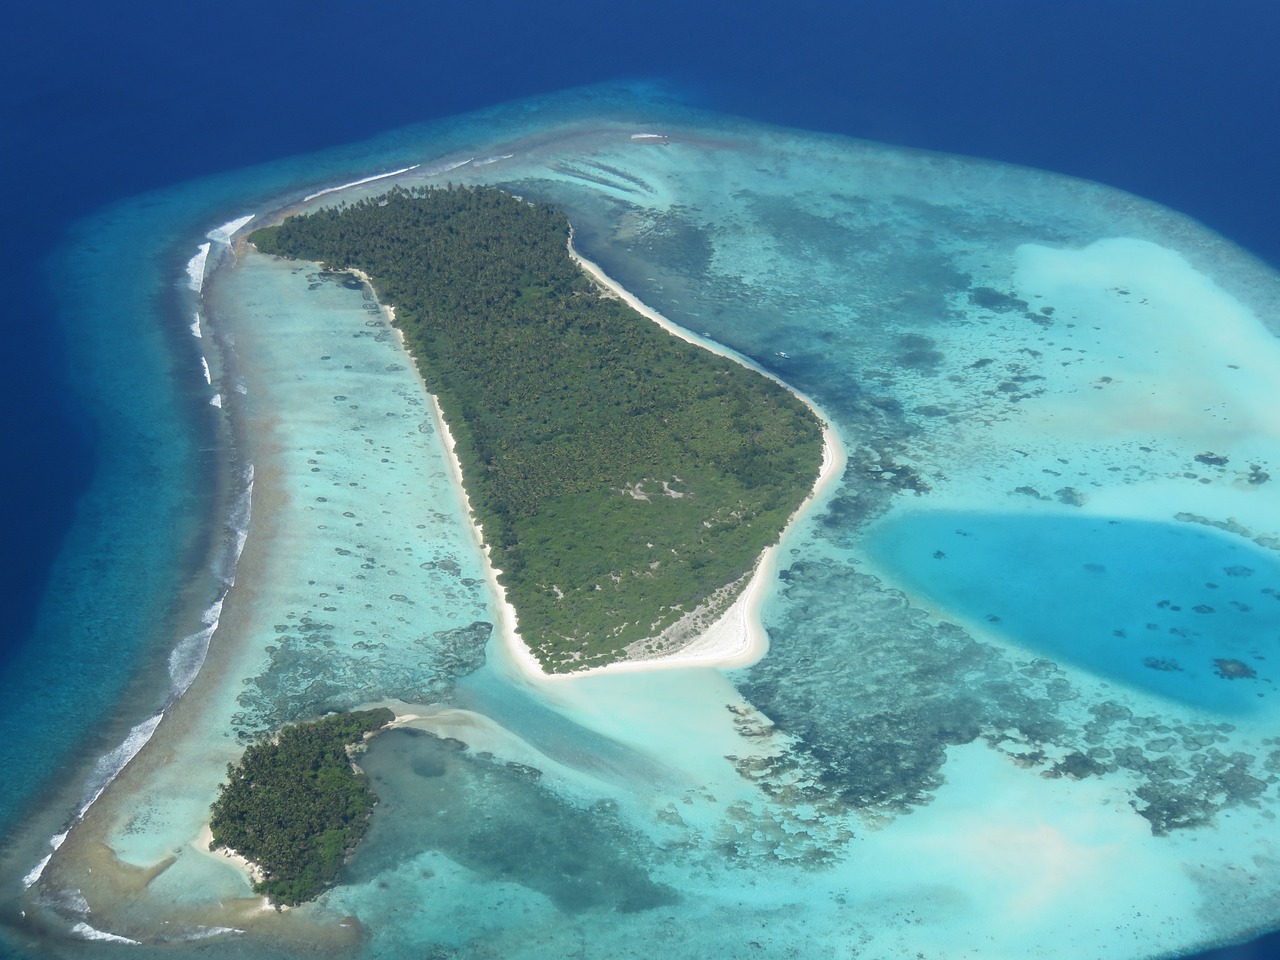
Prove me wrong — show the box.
[208,708,395,906]
[251,186,823,670]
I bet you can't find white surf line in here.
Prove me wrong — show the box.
[23,709,167,889]
[22,828,70,889]
[186,215,255,295]
[206,214,255,245]
[22,853,53,889]
[185,244,211,293]
[27,712,164,886]
[73,713,166,822]
[71,922,141,945]
[302,164,421,203]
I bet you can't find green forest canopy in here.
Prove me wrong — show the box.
[208,708,394,906]
[251,186,823,670]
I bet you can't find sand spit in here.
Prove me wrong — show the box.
[194,823,266,888]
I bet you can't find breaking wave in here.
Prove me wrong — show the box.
[302,165,421,202]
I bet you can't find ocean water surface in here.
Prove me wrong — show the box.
[2,87,1279,960]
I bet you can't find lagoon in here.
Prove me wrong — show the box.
[865,510,1279,715]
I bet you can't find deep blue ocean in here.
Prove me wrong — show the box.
[2,1,1278,957]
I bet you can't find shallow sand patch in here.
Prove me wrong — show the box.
[1011,237,1280,448]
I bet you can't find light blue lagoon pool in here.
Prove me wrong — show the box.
[866,511,1279,716]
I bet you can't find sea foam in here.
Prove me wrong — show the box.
[25,718,163,892]
[302,165,421,202]
[21,854,52,889]
[26,460,256,895]
[422,157,474,177]
[74,713,164,821]
[223,463,253,582]
[71,922,140,945]
[185,243,210,293]
[176,926,246,941]
[186,217,253,296]
[168,597,225,697]
[170,464,253,694]
[206,215,255,246]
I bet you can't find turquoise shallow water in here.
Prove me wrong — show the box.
[6,87,1280,959]
[865,512,1279,714]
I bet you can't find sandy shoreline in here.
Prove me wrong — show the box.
[346,264,538,678]
[425,389,536,677]
[194,823,267,889]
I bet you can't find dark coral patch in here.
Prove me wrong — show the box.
[1214,658,1258,680]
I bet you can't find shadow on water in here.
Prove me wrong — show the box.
[455,667,674,791]
[347,728,678,914]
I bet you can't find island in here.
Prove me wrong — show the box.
[251,185,825,671]
[208,708,395,906]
